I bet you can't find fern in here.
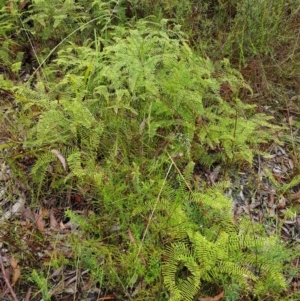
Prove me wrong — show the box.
[264,167,300,195]
[161,177,294,300]
[35,18,282,170]
[163,241,201,301]
[2,13,297,301]
[30,150,56,200]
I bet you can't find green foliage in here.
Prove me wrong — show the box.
[46,20,280,169]
[223,0,287,63]
[29,270,52,301]
[1,1,299,300]
[264,167,300,195]
[4,19,280,208]
[126,0,294,65]
[60,166,294,301]
[22,0,111,42]
[162,185,292,300]
[0,3,23,74]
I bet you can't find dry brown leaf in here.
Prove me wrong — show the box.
[139,119,146,135]
[268,207,276,217]
[128,228,147,265]
[21,208,34,221]
[59,221,66,230]
[268,194,275,207]
[11,265,20,286]
[19,0,30,10]
[131,281,144,297]
[97,296,116,300]
[290,190,300,201]
[277,197,286,209]
[5,267,11,279]
[199,291,224,301]
[50,210,59,230]
[208,165,221,184]
[1,197,25,221]
[60,295,76,301]
[49,267,63,279]
[35,214,45,233]
[41,207,49,218]
[10,257,21,286]
[241,205,250,215]
[10,257,18,270]
[51,149,67,171]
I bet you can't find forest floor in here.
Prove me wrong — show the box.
[1,1,300,301]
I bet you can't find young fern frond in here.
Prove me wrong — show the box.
[163,242,201,301]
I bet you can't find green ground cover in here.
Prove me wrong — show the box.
[0,1,300,300]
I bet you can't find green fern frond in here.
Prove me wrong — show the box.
[30,150,56,199]
[182,161,195,187]
[191,190,233,214]
[31,151,56,181]
[216,261,257,281]
[163,242,201,301]
[187,230,219,270]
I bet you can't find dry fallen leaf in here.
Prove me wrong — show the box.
[10,257,18,269]
[97,296,116,300]
[128,228,147,265]
[1,197,25,221]
[11,265,21,286]
[21,207,35,221]
[41,206,49,218]
[208,165,221,184]
[59,221,66,230]
[24,287,32,301]
[268,207,276,217]
[7,1,14,13]
[10,257,21,286]
[277,197,286,209]
[199,291,224,301]
[19,0,30,10]
[290,190,300,201]
[50,210,59,230]
[4,267,11,280]
[35,213,45,233]
[51,149,67,171]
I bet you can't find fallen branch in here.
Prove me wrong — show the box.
[0,254,19,301]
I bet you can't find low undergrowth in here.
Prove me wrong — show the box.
[0,0,300,300]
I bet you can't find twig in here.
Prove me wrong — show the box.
[24,287,32,301]
[0,254,19,301]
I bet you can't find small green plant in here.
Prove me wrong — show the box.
[29,270,52,301]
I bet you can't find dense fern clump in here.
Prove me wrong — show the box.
[62,163,294,301]
[6,19,282,206]
[24,20,281,169]
[1,9,298,301]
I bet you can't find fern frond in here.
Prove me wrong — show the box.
[216,261,256,281]
[30,150,56,199]
[31,151,55,181]
[163,242,201,301]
